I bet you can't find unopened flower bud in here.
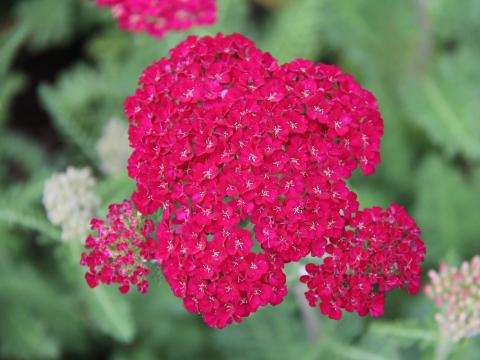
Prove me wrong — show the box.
[43,167,99,241]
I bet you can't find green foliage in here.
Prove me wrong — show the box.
[260,0,326,63]
[84,285,135,343]
[321,0,419,83]
[414,155,480,262]
[13,0,101,51]
[39,65,117,162]
[0,206,60,241]
[0,131,48,177]
[0,25,28,127]
[0,24,27,77]
[1,169,50,206]
[195,0,250,37]
[111,283,217,360]
[429,0,480,49]
[401,48,480,161]
[214,297,311,360]
[321,338,399,360]
[0,74,25,126]
[369,321,436,348]
[15,0,76,50]
[1,309,60,359]
[0,249,86,358]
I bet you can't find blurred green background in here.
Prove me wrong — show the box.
[1,0,479,359]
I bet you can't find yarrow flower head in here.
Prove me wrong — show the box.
[96,117,131,175]
[82,33,425,328]
[80,199,157,294]
[300,204,424,319]
[95,0,216,39]
[425,256,480,342]
[43,167,99,241]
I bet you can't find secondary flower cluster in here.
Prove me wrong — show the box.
[43,167,99,241]
[95,0,216,39]
[105,33,425,327]
[80,200,157,294]
[425,256,480,342]
[301,205,424,319]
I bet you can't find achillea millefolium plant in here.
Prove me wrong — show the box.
[4,0,480,358]
[80,33,425,328]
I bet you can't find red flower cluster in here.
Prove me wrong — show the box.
[81,200,156,294]
[95,0,216,39]
[81,33,425,327]
[301,204,425,319]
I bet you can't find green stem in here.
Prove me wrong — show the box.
[434,335,452,360]
[292,264,320,342]
[413,0,433,72]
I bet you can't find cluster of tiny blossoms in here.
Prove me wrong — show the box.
[301,205,424,319]
[80,200,157,294]
[43,167,99,241]
[96,118,131,175]
[425,256,480,342]
[109,33,425,327]
[95,0,216,39]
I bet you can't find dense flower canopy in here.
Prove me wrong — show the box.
[82,33,425,328]
[95,0,216,39]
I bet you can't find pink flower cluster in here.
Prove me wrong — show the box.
[81,200,156,294]
[95,0,216,39]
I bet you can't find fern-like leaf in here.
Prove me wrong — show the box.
[369,321,436,347]
[259,0,326,63]
[401,48,480,161]
[0,207,60,241]
[414,155,480,260]
[0,131,48,176]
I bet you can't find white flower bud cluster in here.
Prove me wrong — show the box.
[43,167,100,241]
[96,118,130,175]
[425,256,480,342]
